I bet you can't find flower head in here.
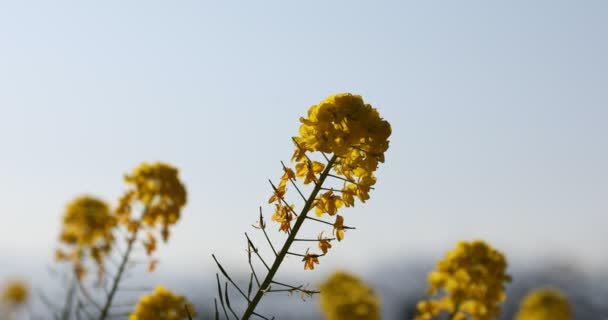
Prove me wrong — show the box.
[515,288,572,320]
[319,271,381,320]
[293,93,390,218]
[129,286,196,320]
[56,196,115,279]
[415,240,511,320]
[116,162,187,242]
[1,280,28,307]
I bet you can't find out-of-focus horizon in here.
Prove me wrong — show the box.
[1,0,607,293]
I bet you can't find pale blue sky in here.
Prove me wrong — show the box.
[1,0,607,285]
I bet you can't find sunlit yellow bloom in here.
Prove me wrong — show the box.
[319,271,381,320]
[271,203,295,233]
[415,240,511,320]
[129,286,196,320]
[56,196,115,279]
[315,191,343,217]
[303,253,320,270]
[515,288,572,320]
[318,234,332,254]
[295,160,325,185]
[333,215,345,241]
[1,280,28,307]
[117,162,187,242]
[143,231,157,256]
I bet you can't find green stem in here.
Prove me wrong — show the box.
[60,280,77,320]
[240,155,337,320]
[98,222,142,320]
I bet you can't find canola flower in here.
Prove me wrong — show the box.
[116,162,187,242]
[319,271,381,320]
[514,288,572,320]
[56,196,115,279]
[1,280,28,307]
[415,240,511,320]
[232,93,391,319]
[99,162,187,320]
[129,286,196,320]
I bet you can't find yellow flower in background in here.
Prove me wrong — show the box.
[415,240,511,320]
[116,162,187,242]
[56,196,115,279]
[515,288,572,320]
[129,286,196,320]
[319,271,381,320]
[1,280,28,307]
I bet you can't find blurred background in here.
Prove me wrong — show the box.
[1,1,607,318]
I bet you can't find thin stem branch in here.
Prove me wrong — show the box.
[98,217,143,320]
[240,155,337,320]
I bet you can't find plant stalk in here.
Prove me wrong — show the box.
[240,155,337,320]
[98,221,142,320]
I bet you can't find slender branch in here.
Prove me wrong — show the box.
[258,208,277,256]
[76,280,102,312]
[304,216,356,229]
[98,217,144,320]
[212,254,251,303]
[280,161,307,202]
[240,155,338,320]
[245,233,270,271]
[293,237,335,242]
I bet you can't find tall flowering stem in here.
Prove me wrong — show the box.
[241,155,337,319]
[98,220,143,320]
[98,162,187,320]
[213,93,391,320]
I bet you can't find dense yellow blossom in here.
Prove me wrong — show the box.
[116,162,187,242]
[415,240,511,320]
[267,93,391,270]
[319,271,381,320]
[1,280,28,306]
[515,288,572,320]
[293,93,391,214]
[129,286,196,320]
[56,196,115,279]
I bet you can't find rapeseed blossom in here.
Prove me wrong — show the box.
[129,286,196,320]
[515,288,572,320]
[1,280,28,307]
[116,162,187,244]
[415,240,511,320]
[56,196,115,279]
[267,93,391,269]
[319,271,381,320]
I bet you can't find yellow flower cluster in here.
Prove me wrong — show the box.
[296,93,390,207]
[56,196,115,279]
[515,288,572,320]
[117,162,187,242]
[268,94,390,247]
[319,271,381,320]
[1,280,28,307]
[416,240,511,320]
[129,286,196,320]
